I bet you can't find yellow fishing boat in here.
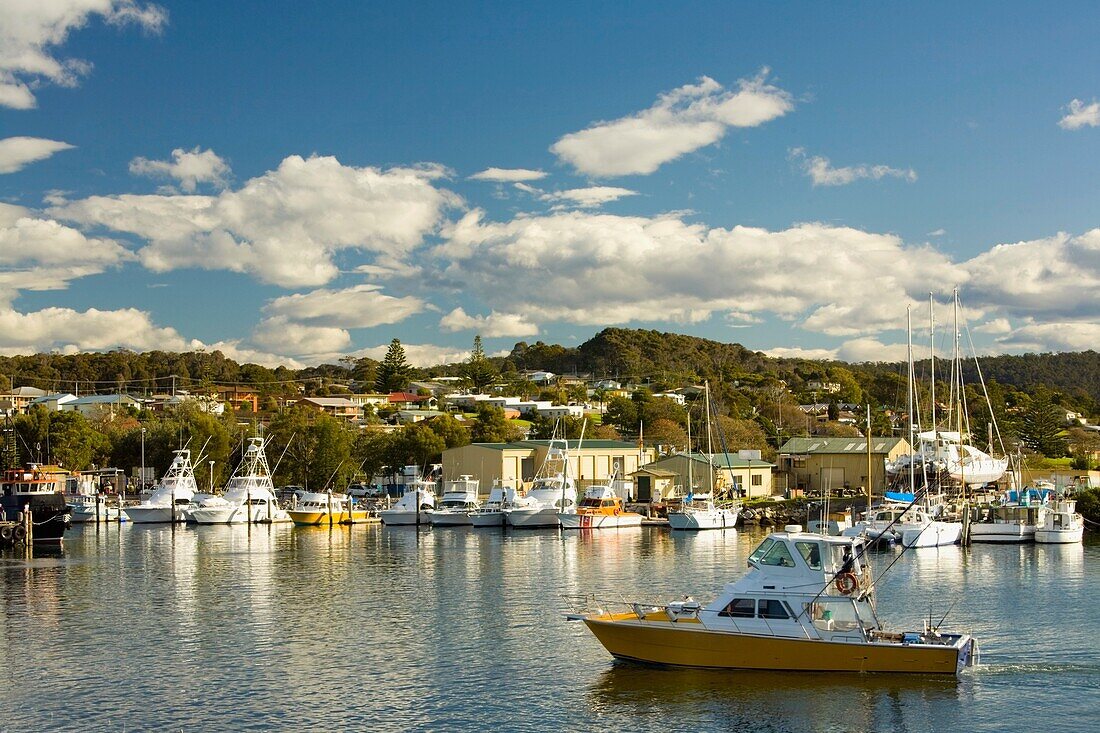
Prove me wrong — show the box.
[287,491,373,526]
[568,525,977,675]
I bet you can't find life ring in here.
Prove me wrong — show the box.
[13,525,26,542]
[0,526,12,542]
[835,572,858,596]
[614,508,620,516]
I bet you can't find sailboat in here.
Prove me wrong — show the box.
[668,383,740,531]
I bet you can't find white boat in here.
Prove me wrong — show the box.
[470,481,520,527]
[188,438,290,524]
[668,493,739,531]
[380,480,436,525]
[123,450,200,524]
[842,499,960,548]
[505,438,577,528]
[428,475,481,526]
[970,496,1047,543]
[69,497,122,523]
[559,480,643,529]
[1034,497,1084,544]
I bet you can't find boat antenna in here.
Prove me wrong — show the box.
[270,432,296,476]
[321,460,346,492]
[933,596,962,632]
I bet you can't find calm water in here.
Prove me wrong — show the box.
[1,523,1097,732]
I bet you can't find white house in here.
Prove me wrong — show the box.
[28,393,78,411]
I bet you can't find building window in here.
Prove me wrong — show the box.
[751,474,762,486]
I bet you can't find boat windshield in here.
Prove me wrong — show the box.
[748,538,796,568]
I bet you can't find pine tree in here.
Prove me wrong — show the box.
[462,335,498,393]
[375,339,411,393]
[1019,389,1069,458]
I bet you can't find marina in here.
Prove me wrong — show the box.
[1,521,1096,731]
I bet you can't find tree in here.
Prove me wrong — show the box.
[462,335,498,393]
[424,414,471,449]
[375,339,411,393]
[605,396,638,433]
[1019,389,1069,458]
[471,405,522,443]
[713,415,771,458]
[645,418,688,451]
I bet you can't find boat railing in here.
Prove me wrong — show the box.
[563,593,690,621]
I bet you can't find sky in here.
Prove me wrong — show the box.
[2,0,1100,369]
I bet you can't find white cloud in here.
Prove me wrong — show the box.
[790,148,917,187]
[995,320,1100,353]
[250,316,351,357]
[1058,99,1100,130]
[550,71,793,176]
[963,229,1100,320]
[927,228,946,237]
[0,202,132,303]
[129,147,230,192]
[52,155,460,288]
[262,284,425,328]
[835,338,910,363]
[469,167,547,182]
[0,1,167,109]
[0,305,192,356]
[354,342,471,367]
[439,307,538,337]
[973,318,1012,335]
[763,346,837,360]
[540,186,638,208]
[435,209,963,337]
[0,136,74,173]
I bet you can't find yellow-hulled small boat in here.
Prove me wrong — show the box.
[288,491,373,526]
[568,525,977,675]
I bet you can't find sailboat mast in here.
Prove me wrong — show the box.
[705,381,714,495]
[686,408,693,494]
[929,293,936,432]
[907,306,915,493]
[866,403,873,518]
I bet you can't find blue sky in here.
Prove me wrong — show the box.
[2,1,1100,367]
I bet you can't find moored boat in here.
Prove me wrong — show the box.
[287,490,370,526]
[470,480,520,527]
[379,480,436,525]
[1034,497,1083,544]
[568,525,978,675]
[559,481,643,529]
[1,465,71,543]
[505,439,577,529]
[428,475,481,526]
[124,450,200,523]
[188,438,290,524]
[667,493,739,531]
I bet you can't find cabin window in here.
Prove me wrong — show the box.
[718,598,756,618]
[758,540,797,568]
[748,538,775,564]
[758,600,790,620]
[795,541,822,570]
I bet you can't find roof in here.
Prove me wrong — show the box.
[30,393,76,403]
[7,387,47,397]
[648,452,775,469]
[457,439,642,452]
[388,391,430,402]
[630,467,677,477]
[302,397,359,408]
[778,437,906,455]
[70,394,139,405]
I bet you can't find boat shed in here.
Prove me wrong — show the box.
[442,440,654,496]
[777,436,910,495]
[640,453,776,499]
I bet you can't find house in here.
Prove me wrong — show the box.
[213,386,260,412]
[300,397,362,422]
[777,436,910,495]
[652,392,686,406]
[629,466,677,502]
[394,409,449,424]
[1,386,47,413]
[538,404,584,420]
[28,393,78,411]
[388,391,437,410]
[641,452,776,499]
[442,440,654,495]
[522,370,556,384]
[63,394,143,418]
[806,381,841,394]
[145,392,225,414]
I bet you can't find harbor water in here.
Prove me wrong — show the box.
[1,524,1097,732]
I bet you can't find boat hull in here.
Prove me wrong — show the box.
[380,510,432,525]
[123,505,180,524]
[1035,527,1084,544]
[969,523,1036,543]
[429,511,474,526]
[900,521,961,548]
[69,503,121,523]
[559,512,643,529]
[288,509,372,526]
[668,509,739,531]
[469,511,504,527]
[582,616,970,675]
[505,508,562,528]
[190,505,291,524]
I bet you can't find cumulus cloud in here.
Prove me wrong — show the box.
[963,229,1100,320]
[439,307,538,337]
[353,342,471,367]
[0,1,167,109]
[250,316,351,357]
[995,321,1100,352]
[468,167,547,182]
[129,146,230,192]
[835,338,910,363]
[262,284,425,328]
[52,155,460,288]
[1058,99,1100,130]
[0,136,74,173]
[0,305,192,356]
[539,186,638,208]
[763,346,837,360]
[435,209,963,337]
[550,71,793,176]
[0,202,133,303]
[790,148,917,187]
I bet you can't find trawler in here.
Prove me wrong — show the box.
[568,525,977,675]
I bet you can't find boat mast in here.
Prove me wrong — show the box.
[686,408,693,495]
[929,293,936,433]
[705,381,714,496]
[907,306,916,494]
[866,403,872,519]
[953,288,966,495]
